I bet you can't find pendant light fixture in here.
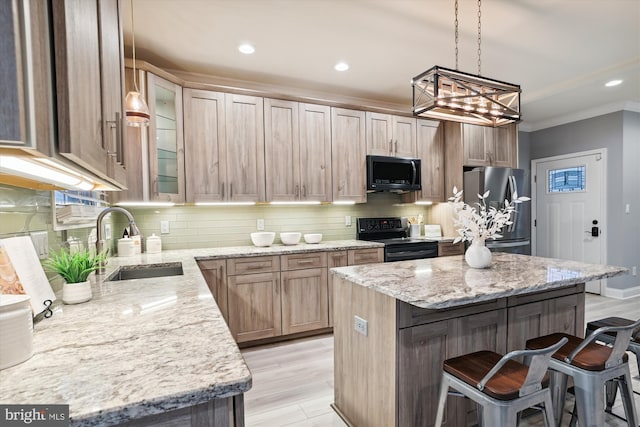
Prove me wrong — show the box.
[412,0,521,127]
[124,0,150,127]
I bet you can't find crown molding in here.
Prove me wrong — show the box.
[520,101,640,132]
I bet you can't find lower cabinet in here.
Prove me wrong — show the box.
[327,250,348,327]
[506,291,585,353]
[281,252,328,334]
[397,309,507,427]
[198,248,384,344]
[197,259,228,322]
[438,241,464,256]
[227,271,282,343]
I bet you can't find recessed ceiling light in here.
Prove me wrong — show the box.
[238,43,255,55]
[334,62,349,72]
[605,79,623,87]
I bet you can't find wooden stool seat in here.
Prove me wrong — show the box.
[444,350,549,401]
[526,332,628,371]
[587,317,640,341]
[435,338,567,427]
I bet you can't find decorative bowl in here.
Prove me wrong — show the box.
[280,232,302,245]
[250,232,276,247]
[303,233,323,244]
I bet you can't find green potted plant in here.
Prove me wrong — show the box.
[45,249,106,304]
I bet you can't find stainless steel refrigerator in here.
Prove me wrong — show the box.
[463,167,531,254]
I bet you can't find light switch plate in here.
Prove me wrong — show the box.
[257,219,265,231]
[104,223,112,240]
[345,215,352,226]
[160,221,170,234]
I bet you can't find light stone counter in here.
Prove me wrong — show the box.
[0,240,378,426]
[330,252,628,309]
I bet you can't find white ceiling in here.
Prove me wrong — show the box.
[123,0,640,131]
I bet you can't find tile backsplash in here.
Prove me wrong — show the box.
[114,193,435,250]
[0,185,450,253]
[0,185,105,253]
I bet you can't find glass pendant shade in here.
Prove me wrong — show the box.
[125,90,150,127]
[412,66,521,127]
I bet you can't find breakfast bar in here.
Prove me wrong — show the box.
[330,253,628,427]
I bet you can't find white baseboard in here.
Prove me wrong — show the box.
[603,285,640,299]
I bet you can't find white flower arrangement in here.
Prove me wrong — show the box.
[449,187,530,244]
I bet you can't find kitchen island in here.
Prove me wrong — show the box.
[330,253,627,427]
[0,240,381,426]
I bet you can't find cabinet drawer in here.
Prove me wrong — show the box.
[348,248,384,265]
[438,241,464,256]
[227,256,280,276]
[281,252,327,271]
[328,250,348,268]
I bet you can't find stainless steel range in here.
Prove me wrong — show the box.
[356,217,438,262]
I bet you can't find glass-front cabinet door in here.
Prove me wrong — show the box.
[146,73,185,202]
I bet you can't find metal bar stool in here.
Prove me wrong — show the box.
[526,318,640,427]
[434,337,567,427]
[581,317,640,423]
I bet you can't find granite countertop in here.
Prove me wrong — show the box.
[0,239,379,426]
[188,239,384,259]
[330,253,628,309]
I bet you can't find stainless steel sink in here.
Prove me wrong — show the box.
[107,262,184,281]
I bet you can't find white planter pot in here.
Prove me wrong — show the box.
[62,280,92,304]
[465,239,492,269]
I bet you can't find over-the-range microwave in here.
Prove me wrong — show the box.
[366,155,422,192]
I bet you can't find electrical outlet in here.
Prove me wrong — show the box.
[160,221,170,234]
[354,315,368,336]
[104,223,112,240]
[345,215,352,226]
[633,266,637,276]
[625,204,631,214]
[257,219,265,231]
[30,231,49,260]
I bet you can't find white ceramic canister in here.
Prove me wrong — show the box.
[130,235,142,254]
[117,237,135,257]
[146,234,162,254]
[0,294,33,370]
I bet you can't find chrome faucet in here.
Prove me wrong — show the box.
[95,207,140,275]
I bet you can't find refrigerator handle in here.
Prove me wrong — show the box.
[508,175,517,232]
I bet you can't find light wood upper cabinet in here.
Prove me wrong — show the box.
[489,125,517,167]
[0,0,27,146]
[265,100,332,202]
[52,0,107,179]
[1,0,53,154]
[183,89,226,202]
[51,0,126,187]
[332,107,367,203]
[402,119,444,203]
[264,99,299,201]
[444,122,518,199]
[225,94,266,202]
[366,112,416,158]
[461,123,517,168]
[147,73,185,202]
[299,103,332,201]
[99,0,126,187]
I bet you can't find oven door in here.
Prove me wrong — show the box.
[384,242,438,262]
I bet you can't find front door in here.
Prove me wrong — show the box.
[533,150,606,294]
